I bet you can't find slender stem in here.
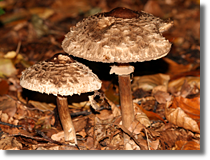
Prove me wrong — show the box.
[56,95,77,144]
[118,74,134,148]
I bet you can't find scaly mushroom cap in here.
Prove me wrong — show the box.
[20,53,102,96]
[62,7,173,63]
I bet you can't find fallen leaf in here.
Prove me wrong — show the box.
[105,84,120,105]
[131,73,170,92]
[163,57,193,78]
[96,109,113,121]
[0,58,17,77]
[168,76,200,97]
[135,103,165,123]
[165,96,200,133]
[0,136,22,150]
[128,119,144,135]
[170,96,200,122]
[134,103,151,127]
[115,123,145,150]
[29,100,56,111]
[35,114,54,130]
[94,116,113,143]
[70,101,90,110]
[104,96,121,117]
[153,90,172,104]
[73,116,87,132]
[125,139,140,150]
[0,95,17,117]
[4,51,17,59]
[0,79,9,95]
[158,129,178,150]
[85,136,94,150]
[175,140,200,150]
[51,131,65,142]
[148,139,159,150]
[167,107,199,133]
[88,95,100,111]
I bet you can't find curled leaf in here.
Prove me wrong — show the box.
[135,103,165,124]
[168,76,200,97]
[131,73,170,92]
[134,103,151,127]
[165,97,200,133]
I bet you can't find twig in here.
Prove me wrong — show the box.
[0,121,22,128]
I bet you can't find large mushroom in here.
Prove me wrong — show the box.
[20,53,101,144]
[62,7,173,147]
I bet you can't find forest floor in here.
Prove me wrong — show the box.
[0,0,200,150]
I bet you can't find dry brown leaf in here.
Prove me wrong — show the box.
[0,136,22,150]
[35,114,54,130]
[85,136,94,150]
[73,116,87,132]
[104,96,121,117]
[153,90,172,104]
[158,129,178,150]
[165,96,200,133]
[29,100,56,111]
[128,119,144,135]
[104,84,120,105]
[0,95,17,117]
[170,96,200,122]
[0,58,17,77]
[51,131,65,142]
[148,139,159,150]
[96,109,113,121]
[175,140,200,150]
[135,103,165,124]
[0,79,9,95]
[168,76,200,97]
[125,139,140,150]
[134,103,151,127]
[131,73,170,92]
[88,95,100,111]
[163,57,193,78]
[94,116,113,142]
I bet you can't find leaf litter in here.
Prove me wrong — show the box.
[0,0,200,150]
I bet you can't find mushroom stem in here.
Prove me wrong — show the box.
[56,95,77,144]
[118,74,134,147]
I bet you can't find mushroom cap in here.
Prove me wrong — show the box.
[20,53,102,96]
[62,7,173,63]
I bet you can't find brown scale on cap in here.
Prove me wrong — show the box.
[62,7,173,63]
[104,7,139,19]
[20,53,101,96]
[46,53,75,64]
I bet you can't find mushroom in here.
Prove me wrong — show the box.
[62,7,173,147]
[20,53,101,144]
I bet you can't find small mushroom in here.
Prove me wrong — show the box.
[62,7,173,148]
[20,53,101,144]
